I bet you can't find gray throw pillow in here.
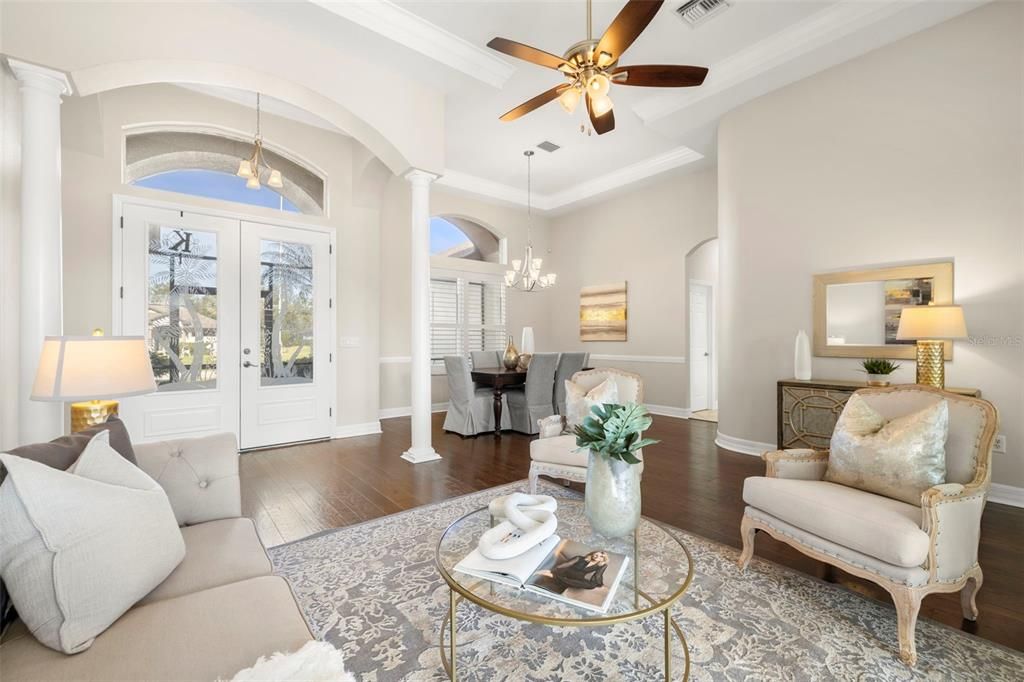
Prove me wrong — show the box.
[6,416,136,472]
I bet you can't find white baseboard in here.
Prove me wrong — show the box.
[715,430,775,457]
[647,404,692,419]
[989,483,1024,508]
[379,402,449,420]
[332,421,382,439]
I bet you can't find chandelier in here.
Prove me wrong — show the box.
[505,150,557,292]
[236,92,283,190]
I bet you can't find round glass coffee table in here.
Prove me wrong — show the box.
[435,498,694,681]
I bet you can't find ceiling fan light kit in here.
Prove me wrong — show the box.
[487,0,709,135]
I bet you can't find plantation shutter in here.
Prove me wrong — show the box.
[430,274,506,370]
[429,277,460,369]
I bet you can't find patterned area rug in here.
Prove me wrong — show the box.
[269,481,1023,681]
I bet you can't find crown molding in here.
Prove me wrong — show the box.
[309,0,515,89]
[633,0,983,124]
[436,145,702,213]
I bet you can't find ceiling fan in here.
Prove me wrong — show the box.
[487,0,708,135]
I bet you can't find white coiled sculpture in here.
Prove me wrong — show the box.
[477,493,558,560]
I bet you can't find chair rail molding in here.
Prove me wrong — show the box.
[589,354,687,365]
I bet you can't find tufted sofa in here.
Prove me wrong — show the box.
[0,432,313,681]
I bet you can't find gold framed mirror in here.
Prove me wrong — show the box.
[813,262,954,359]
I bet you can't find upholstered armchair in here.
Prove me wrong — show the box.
[738,385,998,665]
[528,368,644,492]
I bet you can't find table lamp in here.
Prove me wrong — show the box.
[895,305,967,389]
[31,331,157,432]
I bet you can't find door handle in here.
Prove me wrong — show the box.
[243,360,257,368]
[704,352,709,357]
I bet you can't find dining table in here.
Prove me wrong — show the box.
[468,367,526,437]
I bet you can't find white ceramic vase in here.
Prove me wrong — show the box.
[794,330,812,380]
[584,450,641,539]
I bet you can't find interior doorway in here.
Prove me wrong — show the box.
[114,199,335,449]
[686,238,718,419]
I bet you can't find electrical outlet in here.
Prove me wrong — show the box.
[993,434,1007,454]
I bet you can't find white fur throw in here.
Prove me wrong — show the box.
[229,641,354,682]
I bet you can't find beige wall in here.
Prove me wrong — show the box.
[58,84,386,429]
[378,183,550,410]
[544,169,718,410]
[718,2,1024,486]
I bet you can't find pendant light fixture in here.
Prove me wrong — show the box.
[236,92,284,190]
[505,150,556,292]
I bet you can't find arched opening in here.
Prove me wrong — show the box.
[430,216,502,263]
[125,129,325,215]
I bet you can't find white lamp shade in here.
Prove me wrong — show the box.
[31,336,157,402]
[521,327,535,355]
[896,305,968,340]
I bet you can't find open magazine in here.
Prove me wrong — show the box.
[454,533,629,614]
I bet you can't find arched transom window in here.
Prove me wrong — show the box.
[125,130,325,216]
[430,216,501,263]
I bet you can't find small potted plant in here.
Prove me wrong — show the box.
[861,358,901,387]
[574,403,659,538]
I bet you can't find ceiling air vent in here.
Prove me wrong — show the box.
[676,0,730,28]
[536,141,560,153]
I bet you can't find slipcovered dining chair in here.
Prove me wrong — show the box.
[442,356,509,436]
[505,352,558,435]
[738,385,998,666]
[470,350,500,369]
[553,352,589,415]
[529,368,644,492]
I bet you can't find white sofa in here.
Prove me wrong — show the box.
[0,433,313,681]
[529,368,644,492]
[738,385,998,665]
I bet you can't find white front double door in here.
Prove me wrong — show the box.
[118,203,334,449]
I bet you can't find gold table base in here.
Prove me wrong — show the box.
[439,587,690,681]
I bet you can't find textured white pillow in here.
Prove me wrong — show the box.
[0,430,185,654]
[565,378,619,428]
[825,397,949,506]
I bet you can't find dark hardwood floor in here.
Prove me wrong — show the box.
[240,413,1024,653]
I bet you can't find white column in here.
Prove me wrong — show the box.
[9,60,72,444]
[402,169,442,463]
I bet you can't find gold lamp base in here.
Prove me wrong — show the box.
[70,400,120,432]
[915,340,945,389]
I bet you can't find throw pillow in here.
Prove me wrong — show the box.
[6,415,137,473]
[565,378,619,429]
[0,430,184,654]
[824,396,949,506]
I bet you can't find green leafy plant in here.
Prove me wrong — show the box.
[861,358,901,375]
[573,403,660,465]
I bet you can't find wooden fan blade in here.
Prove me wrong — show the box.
[586,93,616,135]
[487,37,570,71]
[595,0,665,62]
[500,84,570,122]
[611,64,708,87]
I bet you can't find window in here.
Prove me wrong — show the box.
[136,170,300,213]
[430,216,501,263]
[430,274,506,369]
[125,130,325,215]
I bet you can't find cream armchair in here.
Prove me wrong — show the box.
[528,368,643,493]
[738,385,998,666]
